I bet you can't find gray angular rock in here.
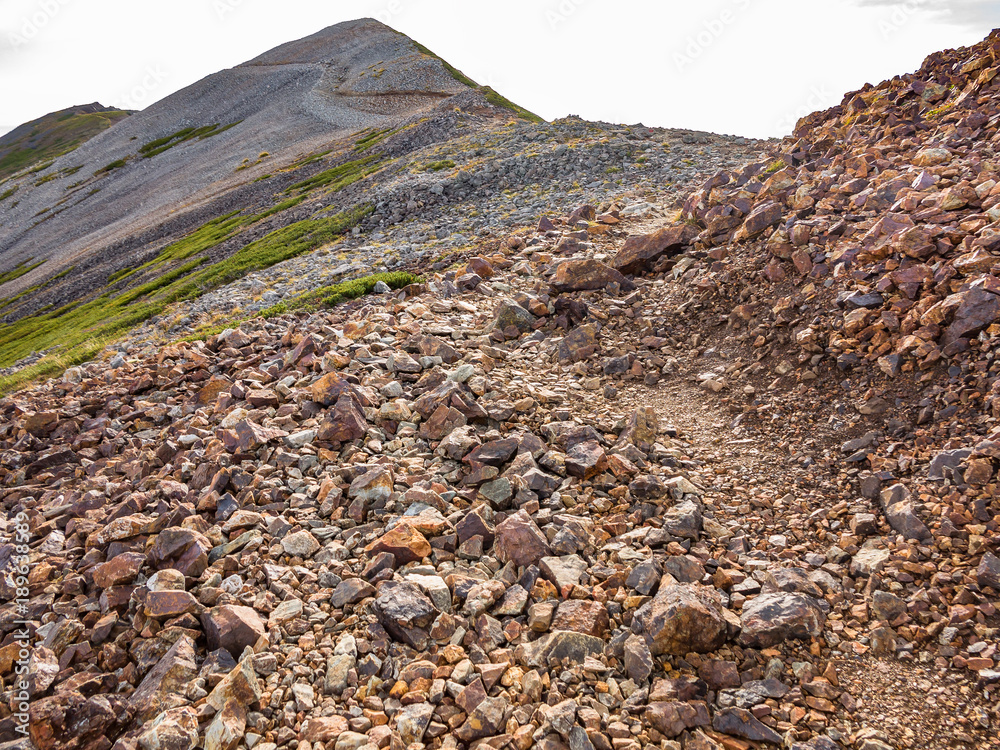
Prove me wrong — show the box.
[977,551,1000,591]
[712,707,782,744]
[517,630,605,668]
[624,634,655,682]
[373,580,438,650]
[878,484,930,541]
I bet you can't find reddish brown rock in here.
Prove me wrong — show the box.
[550,259,636,293]
[612,224,697,274]
[365,523,431,564]
[246,388,279,407]
[551,600,610,636]
[565,439,608,479]
[311,371,356,406]
[557,323,600,363]
[129,635,199,721]
[943,286,1000,345]
[738,592,826,647]
[145,590,202,618]
[734,201,782,240]
[30,689,125,750]
[645,701,711,738]
[633,583,729,656]
[301,716,350,742]
[494,509,551,568]
[197,377,232,405]
[419,403,466,440]
[317,393,368,442]
[223,420,288,453]
[567,204,596,223]
[201,605,266,656]
[92,552,146,589]
[23,411,59,436]
[149,527,211,578]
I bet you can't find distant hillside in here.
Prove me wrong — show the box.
[0,103,130,181]
[0,19,548,388]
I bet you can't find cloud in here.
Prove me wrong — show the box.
[851,0,1000,32]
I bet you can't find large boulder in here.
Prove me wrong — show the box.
[943,287,1000,345]
[316,393,368,443]
[129,635,199,722]
[516,630,605,668]
[633,583,728,656]
[137,706,200,750]
[878,484,930,541]
[978,551,1000,591]
[550,259,636,292]
[364,523,431,565]
[612,224,697,274]
[734,201,782,240]
[490,300,536,334]
[738,593,826,647]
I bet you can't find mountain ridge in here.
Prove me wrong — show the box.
[0,19,534,311]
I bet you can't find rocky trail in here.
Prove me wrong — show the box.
[4,24,1000,750]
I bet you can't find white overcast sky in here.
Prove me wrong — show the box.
[0,0,996,140]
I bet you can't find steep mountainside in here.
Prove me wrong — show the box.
[0,19,547,390]
[4,21,1000,750]
[0,103,130,181]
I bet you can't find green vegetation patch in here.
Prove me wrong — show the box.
[355,127,401,152]
[0,203,373,394]
[178,204,374,294]
[28,160,55,175]
[0,186,17,203]
[95,158,128,175]
[144,196,306,271]
[289,150,333,170]
[286,269,420,311]
[480,87,544,124]
[0,258,45,286]
[319,271,419,306]
[285,155,385,195]
[183,270,420,342]
[139,122,241,159]
[425,159,455,172]
[107,268,136,284]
